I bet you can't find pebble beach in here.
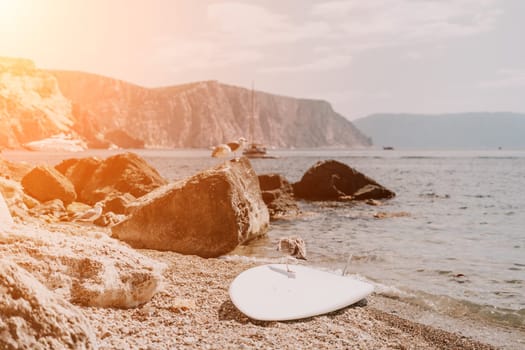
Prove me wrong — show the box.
[78,242,509,350]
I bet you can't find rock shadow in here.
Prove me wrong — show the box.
[217,298,369,326]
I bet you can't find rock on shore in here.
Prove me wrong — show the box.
[112,157,269,258]
[21,166,77,205]
[0,259,98,350]
[56,152,167,205]
[0,226,164,308]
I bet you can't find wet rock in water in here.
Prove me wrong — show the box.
[278,235,307,260]
[373,211,410,219]
[258,173,300,220]
[0,228,165,308]
[0,259,98,350]
[353,184,395,201]
[293,160,395,201]
[365,199,382,206]
[78,152,167,205]
[259,174,301,220]
[112,157,269,258]
[55,156,102,196]
[21,166,77,205]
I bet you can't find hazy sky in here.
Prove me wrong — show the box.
[1,0,524,119]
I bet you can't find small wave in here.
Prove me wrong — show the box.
[396,290,525,329]
[419,192,450,199]
[400,156,437,159]
[477,156,519,160]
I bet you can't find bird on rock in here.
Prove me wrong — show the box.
[211,137,247,159]
[277,235,307,272]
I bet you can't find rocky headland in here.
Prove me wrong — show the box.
[0,57,371,150]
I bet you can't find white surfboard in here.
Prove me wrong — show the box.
[229,264,374,321]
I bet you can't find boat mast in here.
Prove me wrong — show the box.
[250,81,254,144]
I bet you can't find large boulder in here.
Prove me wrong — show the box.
[76,152,167,205]
[112,157,269,258]
[55,156,102,196]
[258,173,300,220]
[293,160,395,201]
[21,166,77,204]
[0,259,97,350]
[0,227,165,308]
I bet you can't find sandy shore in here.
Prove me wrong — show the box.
[78,248,509,350]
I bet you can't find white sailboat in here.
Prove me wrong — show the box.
[243,84,269,158]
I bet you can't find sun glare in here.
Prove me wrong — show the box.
[0,0,24,30]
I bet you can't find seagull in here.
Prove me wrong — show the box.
[277,235,307,272]
[211,137,247,159]
[73,202,104,222]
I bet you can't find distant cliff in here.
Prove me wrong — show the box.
[354,113,525,149]
[0,58,75,148]
[50,71,371,148]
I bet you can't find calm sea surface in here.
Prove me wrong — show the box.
[5,148,525,329]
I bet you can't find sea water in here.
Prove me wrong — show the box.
[4,148,525,329]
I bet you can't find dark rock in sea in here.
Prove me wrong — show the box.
[0,259,98,349]
[373,211,410,219]
[21,166,77,205]
[104,129,145,149]
[112,157,269,258]
[353,184,395,201]
[77,152,167,205]
[293,160,395,201]
[258,173,300,220]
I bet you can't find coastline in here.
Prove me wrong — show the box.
[80,247,521,349]
[2,149,524,349]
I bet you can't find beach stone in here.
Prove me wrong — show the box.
[293,160,395,201]
[78,152,167,205]
[55,156,102,196]
[258,173,300,220]
[0,259,98,350]
[94,212,127,227]
[28,199,68,222]
[21,165,77,204]
[0,227,165,308]
[101,193,135,215]
[0,192,14,229]
[112,157,269,258]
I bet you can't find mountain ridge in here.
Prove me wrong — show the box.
[49,70,371,149]
[354,112,525,149]
[0,57,371,149]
